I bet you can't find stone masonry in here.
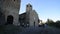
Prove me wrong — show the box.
[0,0,21,25]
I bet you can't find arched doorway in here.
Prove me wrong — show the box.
[7,15,13,24]
[34,22,35,27]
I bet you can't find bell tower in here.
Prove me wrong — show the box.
[26,3,32,12]
[25,3,33,26]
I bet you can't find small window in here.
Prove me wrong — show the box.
[14,0,15,1]
[27,5,28,7]
[30,5,32,7]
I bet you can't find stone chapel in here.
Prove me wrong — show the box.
[19,3,39,27]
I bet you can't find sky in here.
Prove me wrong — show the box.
[19,0,60,22]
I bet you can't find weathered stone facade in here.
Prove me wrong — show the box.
[0,11,5,25]
[29,10,39,27]
[19,3,39,27]
[0,0,21,25]
[19,13,26,26]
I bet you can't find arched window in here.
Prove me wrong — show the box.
[14,0,15,1]
[27,5,28,7]
[30,5,31,7]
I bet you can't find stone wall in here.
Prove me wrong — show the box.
[29,10,39,27]
[0,0,21,25]
[0,11,5,25]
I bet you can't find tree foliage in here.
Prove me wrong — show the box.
[46,19,60,28]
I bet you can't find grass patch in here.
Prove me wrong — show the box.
[0,24,22,34]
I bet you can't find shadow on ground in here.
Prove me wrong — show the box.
[0,24,22,34]
[0,25,60,34]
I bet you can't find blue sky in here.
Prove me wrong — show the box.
[19,0,60,22]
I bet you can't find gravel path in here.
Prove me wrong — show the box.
[0,25,60,34]
[19,25,60,34]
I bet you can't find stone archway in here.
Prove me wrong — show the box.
[7,15,13,24]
